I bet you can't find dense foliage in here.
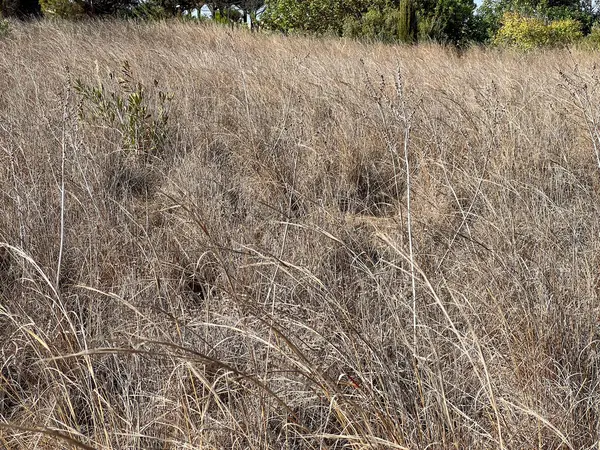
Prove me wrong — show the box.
[262,0,479,44]
[0,0,40,18]
[398,0,418,42]
[261,0,599,46]
[1,0,600,47]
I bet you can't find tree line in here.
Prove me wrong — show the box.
[1,0,597,46]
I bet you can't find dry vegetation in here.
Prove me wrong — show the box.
[1,19,600,449]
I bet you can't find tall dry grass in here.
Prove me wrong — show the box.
[1,19,600,449]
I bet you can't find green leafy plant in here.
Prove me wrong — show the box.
[74,61,173,159]
[359,8,388,40]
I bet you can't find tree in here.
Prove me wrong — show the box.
[417,0,478,43]
[262,0,390,35]
[263,0,479,44]
[398,0,417,42]
[39,0,138,17]
[1,0,40,18]
[493,11,583,47]
[237,0,264,22]
[84,0,138,15]
[479,0,594,39]
[262,0,343,34]
[206,1,238,17]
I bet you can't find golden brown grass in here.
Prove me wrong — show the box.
[1,18,600,449]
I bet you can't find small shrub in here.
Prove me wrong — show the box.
[263,0,344,35]
[74,61,174,198]
[360,8,386,41]
[74,61,173,160]
[417,15,444,42]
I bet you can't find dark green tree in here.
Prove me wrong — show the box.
[262,0,342,34]
[129,0,215,19]
[206,1,239,17]
[1,0,40,18]
[263,0,387,35]
[83,0,138,15]
[237,0,264,20]
[417,0,478,43]
[39,0,141,18]
[398,0,417,41]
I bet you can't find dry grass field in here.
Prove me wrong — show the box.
[1,19,600,449]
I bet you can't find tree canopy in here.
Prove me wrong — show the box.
[1,0,40,18]
[262,0,479,44]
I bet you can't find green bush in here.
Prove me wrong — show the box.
[579,22,600,49]
[494,12,582,49]
[417,0,477,44]
[342,14,361,38]
[493,13,549,49]
[417,15,443,42]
